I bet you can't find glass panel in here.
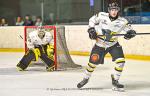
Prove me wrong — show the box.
[121,0,141,24]
[1,0,150,24]
[141,0,150,23]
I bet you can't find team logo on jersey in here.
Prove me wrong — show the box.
[101,20,107,25]
[91,54,99,62]
[114,24,121,28]
[115,21,120,24]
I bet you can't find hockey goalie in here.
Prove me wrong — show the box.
[16,26,55,71]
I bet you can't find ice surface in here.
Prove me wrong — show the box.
[0,52,150,96]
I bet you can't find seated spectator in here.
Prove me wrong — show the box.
[0,18,8,26]
[23,15,34,26]
[15,16,24,26]
[35,16,43,26]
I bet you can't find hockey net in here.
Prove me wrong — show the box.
[24,26,81,70]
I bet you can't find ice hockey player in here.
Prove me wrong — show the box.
[77,2,136,91]
[17,26,55,71]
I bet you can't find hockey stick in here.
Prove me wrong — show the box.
[19,35,24,40]
[97,32,150,37]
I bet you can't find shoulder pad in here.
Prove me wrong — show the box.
[118,17,128,24]
[46,32,53,37]
[29,30,37,37]
[45,31,50,35]
[98,12,108,17]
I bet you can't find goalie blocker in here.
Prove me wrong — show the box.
[17,44,55,71]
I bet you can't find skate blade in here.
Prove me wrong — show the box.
[77,83,84,89]
[112,87,125,92]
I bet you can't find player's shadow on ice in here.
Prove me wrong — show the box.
[79,87,110,90]
[126,81,150,90]
[46,87,105,91]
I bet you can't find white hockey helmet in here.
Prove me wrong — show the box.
[37,26,45,39]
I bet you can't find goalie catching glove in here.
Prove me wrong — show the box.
[88,27,97,39]
[124,30,136,40]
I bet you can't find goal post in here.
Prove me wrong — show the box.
[24,25,81,70]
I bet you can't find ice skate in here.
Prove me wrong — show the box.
[111,75,124,92]
[77,78,89,88]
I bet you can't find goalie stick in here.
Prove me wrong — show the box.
[19,35,28,46]
[19,35,24,40]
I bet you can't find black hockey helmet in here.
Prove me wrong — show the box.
[108,2,120,11]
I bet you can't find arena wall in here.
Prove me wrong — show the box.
[0,25,150,59]
[65,25,150,56]
[0,26,24,48]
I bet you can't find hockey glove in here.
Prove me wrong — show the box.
[88,27,97,39]
[124,30,136,40]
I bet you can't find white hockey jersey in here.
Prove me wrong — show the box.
[27,30,53,49]
[89,12,132,48]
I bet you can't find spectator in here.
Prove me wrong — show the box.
[31,15,37,23]
[49,13,54,24]
[0,18,8,26]
[15,16,24,26]
[35,16,43,26]
[23,15,34,26]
